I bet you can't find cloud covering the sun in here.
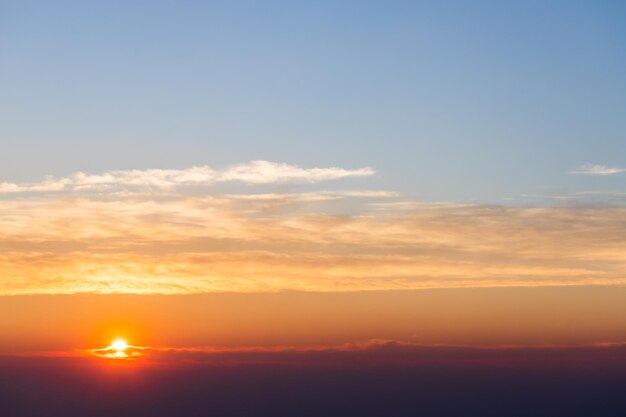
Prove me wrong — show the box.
[0,161,375,193]
[15,340,626,369]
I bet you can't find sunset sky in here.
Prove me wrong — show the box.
[1,1,625,416]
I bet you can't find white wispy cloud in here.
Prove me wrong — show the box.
[226,191,398,202]
[0,161,375,194]
[571,163,626,176]
[368,201,475,211]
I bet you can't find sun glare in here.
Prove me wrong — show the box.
[92,338,144,359]
[111,339,128,352]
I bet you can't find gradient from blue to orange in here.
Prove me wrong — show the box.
[1,2,626,416]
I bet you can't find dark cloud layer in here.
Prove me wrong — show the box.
[86,340,626,368]
[1,344,625,417]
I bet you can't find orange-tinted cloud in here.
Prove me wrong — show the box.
[0,190,625,294]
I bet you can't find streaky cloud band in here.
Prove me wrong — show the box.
[0,161,375,194]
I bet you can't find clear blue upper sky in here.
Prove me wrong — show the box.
[1,0,625,202]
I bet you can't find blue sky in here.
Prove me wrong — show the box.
[1,0,625,202]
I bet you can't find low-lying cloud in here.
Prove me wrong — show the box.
[24,340,626,368]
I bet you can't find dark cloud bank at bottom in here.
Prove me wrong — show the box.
[1,345,625,417]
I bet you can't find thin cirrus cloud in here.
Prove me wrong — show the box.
[1,192,625,295]
[0,162,624,295]
[0,160,375,193]
[570,163,626,176]
[225,190,399,202]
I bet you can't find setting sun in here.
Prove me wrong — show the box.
[90,338,144,360]
[2,1,625,416]
[111,339,128,352]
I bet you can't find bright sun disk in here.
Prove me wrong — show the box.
[111,339,128,352]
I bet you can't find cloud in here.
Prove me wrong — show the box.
[225,190,398,202]
[0,161,375,193]
[3,342,625,417]
[369,201,475,210]
[551,191,626,206]
[26,340,626,368]
[104,343,626,371]
[218,161,374,184]
[91,345,146,359]
[130,341,626,367]
[0,192,625,294]
[570,163,626,176]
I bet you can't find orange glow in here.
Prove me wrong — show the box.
[89,338,142,359]
[1,287,625,355]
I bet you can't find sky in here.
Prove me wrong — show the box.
[1,0,626,202]
[1,2,625,416]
